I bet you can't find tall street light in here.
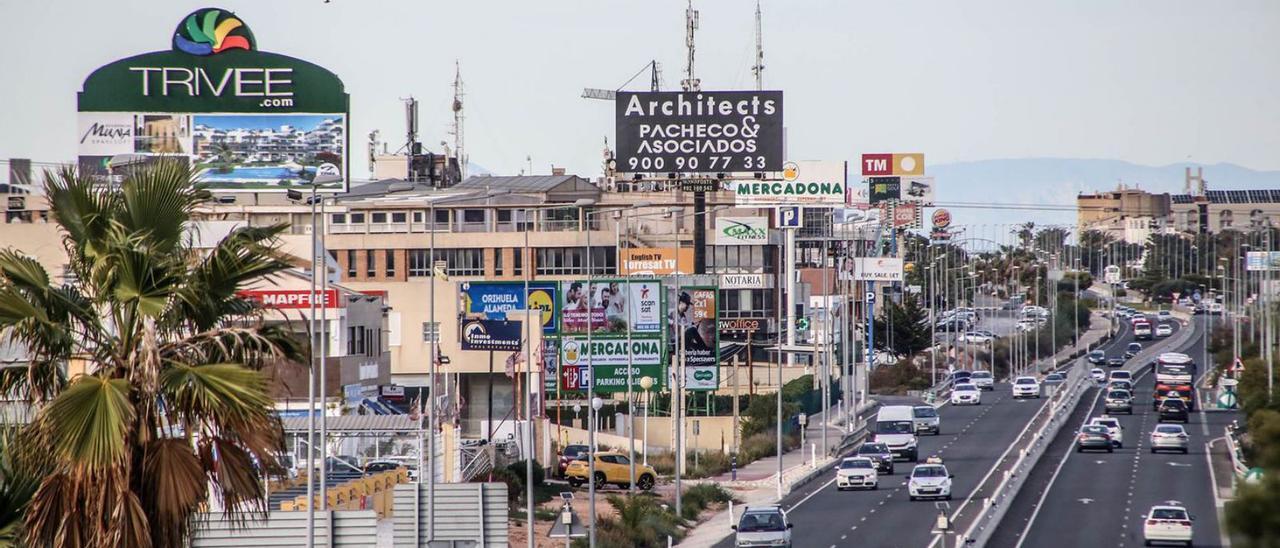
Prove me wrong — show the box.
[422,188,509,545]
[288,164,342,548]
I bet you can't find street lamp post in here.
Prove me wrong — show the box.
[640,376,654,466]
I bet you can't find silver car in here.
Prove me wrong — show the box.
[734,506,793,547]
[1150,424,1189,454]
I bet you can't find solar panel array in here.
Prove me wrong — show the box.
[1170,194,1194,204]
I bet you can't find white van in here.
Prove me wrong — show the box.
[873,406,920,462]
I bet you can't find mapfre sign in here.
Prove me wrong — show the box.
[239,289,340,309]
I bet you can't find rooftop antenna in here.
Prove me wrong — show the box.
[402,96,419,180]
[682,0,701,92]
[752,0,764,90]
[450,61,467,180]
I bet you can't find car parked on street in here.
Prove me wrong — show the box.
[564,451,658,491]
[557,444,590,477]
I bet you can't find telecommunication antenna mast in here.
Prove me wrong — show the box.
[682,0,700,92]
[752,0,765,90]
[450,61,467,180]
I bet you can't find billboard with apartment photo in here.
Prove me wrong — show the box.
[191,114,346,191]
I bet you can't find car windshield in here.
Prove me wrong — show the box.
[972,371,992,379]
[841,458,873,469]
[914,407,938,418]
[1156,425,1184,434]
[1161,399,1187,410]
[956,384,977,392]
[1090,352,1104,357]
[1082,425,1109,435]
[1152,508,1188,521]
[1094,419,1119,428]
[739,512,787,532]
[563,445,587,457]
[1128,344,1142,351]
[913,466,947,478]
[859,444,889,455]
[1046,374,1063,380]
[876,421,915,435]
[1016,378,1036,385]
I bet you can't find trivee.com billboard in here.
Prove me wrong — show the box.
[76,7,349,192]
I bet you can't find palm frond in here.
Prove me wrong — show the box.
[141,439,207,547]
[159,363,272,429]
[38,376,133,468]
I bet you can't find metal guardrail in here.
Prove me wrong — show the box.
[1225,422,1249,478]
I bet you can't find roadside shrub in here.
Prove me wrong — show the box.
[505,459,545,488]
[482,467,523,505]
[680,483,736,519]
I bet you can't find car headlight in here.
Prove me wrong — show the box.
[907,439,918,448]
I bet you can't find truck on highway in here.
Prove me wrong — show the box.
[1132,319,1152,341]
[1152,352,1197,411]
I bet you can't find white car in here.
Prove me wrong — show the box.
[1143,502,1194,546]
[835,457,879,490]
[959,331,993,344]
[1156,324,1173,337]
[1089,416,1124,447]
[907,462,953,501]
[1089,368,1107,383]
[970,370,994,390]
[1012,376,1041,399]
[1157,310,1173,322]
[1150,424,1190,454]
[1109,370,1133,383]
[950,383,981,405]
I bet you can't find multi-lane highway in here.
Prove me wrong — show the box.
[717,316,1140,548]
[992,316,1236,548]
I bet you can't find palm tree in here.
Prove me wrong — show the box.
[0,161,304,547]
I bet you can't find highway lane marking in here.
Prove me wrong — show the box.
[1205,439,1233,548]
[783,477,835,513]
[1012,384,1106,548]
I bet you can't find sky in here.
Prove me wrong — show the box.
[2,0,1279,182]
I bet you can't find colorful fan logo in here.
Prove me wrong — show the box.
[173,8,255,56]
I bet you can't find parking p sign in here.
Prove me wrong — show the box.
[776,206,803,228]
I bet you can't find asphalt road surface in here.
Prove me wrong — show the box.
[716,320,1139,548]
[992,316,1237,548]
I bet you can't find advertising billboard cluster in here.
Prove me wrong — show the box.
[556,279,667,393]
[76,8,349,192]
[673,287,719,391]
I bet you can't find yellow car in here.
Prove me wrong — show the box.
[564,451,658,491]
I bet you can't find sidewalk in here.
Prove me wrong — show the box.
[678,399,878,547]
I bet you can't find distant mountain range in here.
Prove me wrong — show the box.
[927,158,1280,227]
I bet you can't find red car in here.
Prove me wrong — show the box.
[557,444,590,477]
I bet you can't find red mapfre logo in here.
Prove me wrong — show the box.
[238,289,341,309]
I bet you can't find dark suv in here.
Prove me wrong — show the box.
[855,443,895,475]
[1157,398,1189,424]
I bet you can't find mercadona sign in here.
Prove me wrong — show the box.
[558,337,665,393]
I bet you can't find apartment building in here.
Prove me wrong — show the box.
[1077,167,1280,238]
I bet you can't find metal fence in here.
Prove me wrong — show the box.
[392,482,508,547]
[191,510,378,547]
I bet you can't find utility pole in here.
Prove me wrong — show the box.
[450,61,467,181]
[752,0,764,91]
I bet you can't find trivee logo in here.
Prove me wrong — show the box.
[173,8,255,56]
[80,122,131,144]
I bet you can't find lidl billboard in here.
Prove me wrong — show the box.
[77,8,350,192]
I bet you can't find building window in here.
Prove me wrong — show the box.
[535,247,616,276]
[391,212,407,224]
[1220,209,1234,229]
[371,212,387,224]
[422,321,439,343]
[405,248,486,277]
[355,327,366,355]
[498,210,512,223]
[366,251,376,277]
[385,250,396,277]
[346,250,357,278]
[349,213,366,224]
[331,213,346,225]
[347,326,356,355]
[413,211,424,223]
[494,249,504,275]
[513,249,524,276]
[408,249,429,277]
[434,209,449,224]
